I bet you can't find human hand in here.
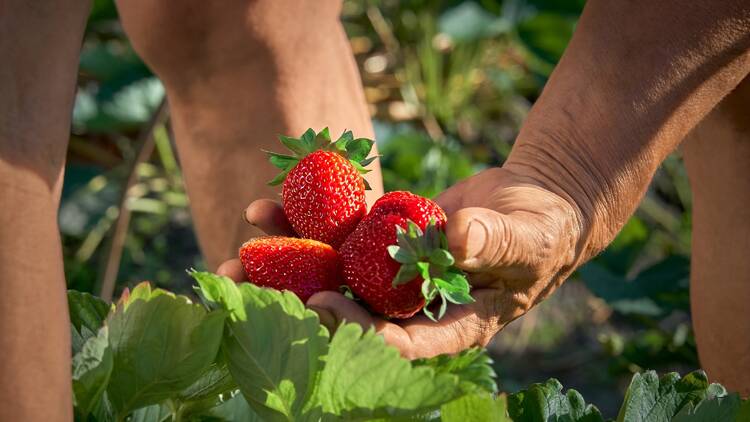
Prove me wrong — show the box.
[218,169,584,359]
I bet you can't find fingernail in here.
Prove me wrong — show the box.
[464,219,486,260]
[308,305,338,332]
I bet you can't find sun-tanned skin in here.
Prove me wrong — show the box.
[220,0,750,393]
[0,0,748,420]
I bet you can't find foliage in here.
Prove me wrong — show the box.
[68,273,748,422]
[64,0,705,416]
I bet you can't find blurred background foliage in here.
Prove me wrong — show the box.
[64,0,695,417]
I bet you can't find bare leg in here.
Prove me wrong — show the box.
[683,77,750,396]
[0,1,90,420]
[116,0,382,269]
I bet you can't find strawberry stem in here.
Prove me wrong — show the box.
[265,127,377,187]
[388,219,475,321]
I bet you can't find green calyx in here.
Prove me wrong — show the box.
[387,219,475,321]
[265,127,378,189]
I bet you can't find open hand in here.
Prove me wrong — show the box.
[218,167,583,359]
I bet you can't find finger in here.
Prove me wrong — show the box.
[434,182,466,216]
[446,207,551,284]
[398,288,526,358]
[244,199,296,236]
[307,291,379,330]
[216,258,247,282]
[306,292,417,357]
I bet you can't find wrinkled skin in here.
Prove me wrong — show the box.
[217,1,750,393]
[2,0,749,419]
[220,169,584,359]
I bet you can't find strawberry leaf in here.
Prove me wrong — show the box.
[315,324,476,419]
[314,127,331,149]
[267,170,289,187]
[389,220,474,319]
[349,159,371,174]
[192,271,327,421]
[441,393,510,422]
[106,282,225,417]
[300,128,316,150]
[388,245,418,264]
[508,378,605,422]
[339,129,355,143]
[68,290,110,355]
[266,152,298,170]
[360,155,380,167]
[72,326,113,420]
[430,248,455,266]
[278,135,308,156]
[346,138,375,162]
[393,264,419,286]
[268,128,377,185]
[437,293,449,319]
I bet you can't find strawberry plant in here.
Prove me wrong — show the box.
[69,271,749,422]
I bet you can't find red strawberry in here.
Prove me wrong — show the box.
[266,128,377,248]
[239,236,341,302]
[340,191,474,320]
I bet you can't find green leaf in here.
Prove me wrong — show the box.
[105,282,225,417]
[508,378,605,422]
[279,135,309,157]
[579,255,690,317]
[129,404,171,422]
[314,127,332,149]
[315,324,467,420]
[266,152,298,170]
[395,225,419,258]
[429,249,454,266]
[178,360,236,404]
[416,262,432,281]
[393,264,420,286]
[299,128,316,149]
[339,130,354,144]
[191,271,245,320]
[616,370,722,422]
[68,290,110,355]
[195,272,327,421]
[388,245,418,264]
[267,170,290,186]
[346,138,375,162]
[434,278,474,305]
[205,394,264,422]
[72,326,113,420]
[413,348,497,394]
[441,393,509,422]
[423,222,442,252]
[738,398,750,421]
[349,160,372,174]
[359,155,379,167]
[673,393,743,422]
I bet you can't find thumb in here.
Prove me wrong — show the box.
[446,207,551,284]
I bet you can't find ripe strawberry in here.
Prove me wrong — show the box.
[266,128,377,248]
[239,236,341,302]
[340,191,474,320]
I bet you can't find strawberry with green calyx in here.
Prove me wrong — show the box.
[340,191,474,320]
[266,128,377,248]
[239,236,341,302]
[388,220,474,321]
